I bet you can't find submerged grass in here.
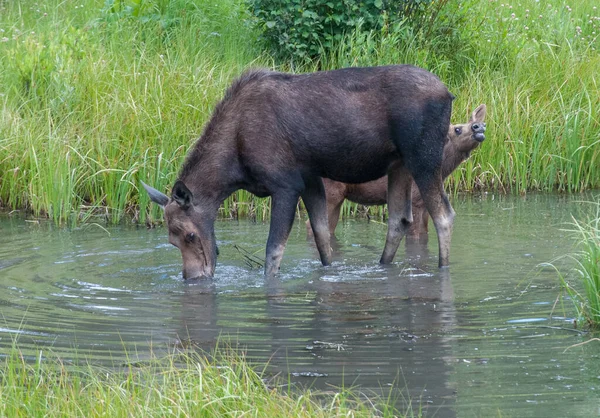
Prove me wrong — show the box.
[555,200,600,329]
[0,344,410,417]
[0,0,599,224]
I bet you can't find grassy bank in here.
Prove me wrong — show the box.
[0,0,599,224]
[0,346,406,417]
[0,0,261,224]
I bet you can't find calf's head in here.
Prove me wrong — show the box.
[441,104,487,177]
[447,104,486,155]
[142,181,218,280]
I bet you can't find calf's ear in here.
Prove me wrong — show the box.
[470,104,487,123]
[172,180,193,210]
[141,181,169,209]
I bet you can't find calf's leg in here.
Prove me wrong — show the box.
[327,197,344,237]
[406,189,430,239]
[265,191,300,276]
[301,176,333,266]
[407,206,425,239]
[380,162,414,264]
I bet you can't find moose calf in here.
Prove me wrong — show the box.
[307,104,487,239]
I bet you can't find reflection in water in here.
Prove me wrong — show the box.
[176,259,458,414]
[176,281,219,349]
[0,193,599,417]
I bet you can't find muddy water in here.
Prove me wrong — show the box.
[1,193,599,417]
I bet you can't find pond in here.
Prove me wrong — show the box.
[1,193,599,417]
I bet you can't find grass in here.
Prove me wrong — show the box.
[0,0,599,224]
[0,344,410,417]
[0,0,263,225]
[554,200,600,329]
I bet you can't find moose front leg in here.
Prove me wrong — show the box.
[305,179,345,239]
[380,162,413,264]
[301,175,332,266]
[265,191,299,276]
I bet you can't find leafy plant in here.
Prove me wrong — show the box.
[248,0,441,63]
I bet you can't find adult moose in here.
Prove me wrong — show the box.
[308,104,487,239]
[143,65,455,279]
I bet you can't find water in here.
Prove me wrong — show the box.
[1,193,599,417]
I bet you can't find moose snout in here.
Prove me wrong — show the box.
[182,267,212,280]
[472,122,486,142]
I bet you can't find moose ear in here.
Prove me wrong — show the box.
[470,104,487,123]
[141,181,169,209]
[172,180,193,210]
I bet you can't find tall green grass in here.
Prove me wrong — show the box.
[556,201,600,328]
[0,0,599,224]
[0,344,408,417]
[0,0,262,224]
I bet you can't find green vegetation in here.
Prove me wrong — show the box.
[0,0,599,224]
[0,345,406,417]
[0,0,259,224]
[556,201,600,328]
[248,0,447,63]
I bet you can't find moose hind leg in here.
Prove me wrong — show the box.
[301,176,332,266]
[265,191,300,276]
[413,174,455,267]
[380,162,413,264]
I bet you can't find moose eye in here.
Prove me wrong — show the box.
[454,127,462,135]
[184,232,196,243]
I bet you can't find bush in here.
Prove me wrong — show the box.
[248,0,441,64]
[314,0,478,86]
